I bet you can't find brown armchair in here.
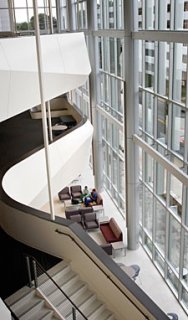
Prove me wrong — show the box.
[58,187,71,201]
[70,185,82,200]
[83,212,99,230]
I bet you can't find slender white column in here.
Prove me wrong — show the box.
[87,0,103,192]
[125,0,140,249]
[47,101,53,142]
[33,1,55,220]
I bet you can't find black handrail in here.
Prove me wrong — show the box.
[55,228,166,320]
[24,254,87,320]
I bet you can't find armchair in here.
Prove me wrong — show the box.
[69,214,84,228]
[83,212,99,230]
[70,185,82,201]
[58,187,71,202]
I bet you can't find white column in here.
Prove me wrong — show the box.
[33,1,55,220]
[87,0,103,192]
[125,0,140,249]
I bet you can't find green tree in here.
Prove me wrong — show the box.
[16,21,29,31]
[30,13,57,30]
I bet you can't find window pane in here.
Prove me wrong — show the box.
[145,92,154,135]
[157,98,168,145]
[171,105,185,156]
[168,216,181,268]
[155,201,166,253]
[143,187,153,235]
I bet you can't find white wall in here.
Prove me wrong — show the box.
[0,32,91,122]
[2,120,93,209]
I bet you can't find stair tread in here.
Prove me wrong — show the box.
[14,296,44,317]
[83,299,103,317]
[5,286,34,307]
[39,270,77,296]
[20,305,53,320]
[49,280,86,307]
[88,307,113,320]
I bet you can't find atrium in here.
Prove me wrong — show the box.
[0,1,188,319]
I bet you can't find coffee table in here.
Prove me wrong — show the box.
[112,241,126,257]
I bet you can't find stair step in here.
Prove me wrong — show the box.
[88,307,114,320]
[5,286,33,307]
[39,270,77,296]
[49,281,87,308]
[14,296,44,318]
[58,289,94,316]
[39,264,72,290]
[20,304,53,320]
[80,297,102,317]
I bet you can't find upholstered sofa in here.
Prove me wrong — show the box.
[100,217,123,243]
[87,193,103,207]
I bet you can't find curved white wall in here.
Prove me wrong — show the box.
[2,120,93,209]
[0,33,91,122]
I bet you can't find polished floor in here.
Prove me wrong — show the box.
[41,165,188,320]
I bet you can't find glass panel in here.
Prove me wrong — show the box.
[14,0,27,7]
[109,37,115,74]
[156,161,166,199]
[167,266,179,293]
[182,287,188,309]
[0,0,8,8]
[139,182,143,224]
[172,43,187,104]
[145,92,154,135]
[171,105,185,156]
[144,153,154,189]
[145,41,155,89]
[183,231,188,285]
[15,9,28,24]
[138,40,142,85]
[116,0,123,29]
[0,9,10,31]
[143,187,153,235]
[155,201,166,253]
[168,216,181,268]
[157,42,170,97]
[154,249,165,274]
[117,38,123,77]
[157,98,168,145]
[139,91,143,128]
[144,233,152,254]
[144,0,155,30]
[169,174,182,217]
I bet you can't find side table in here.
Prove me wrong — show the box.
[112,241,126,257]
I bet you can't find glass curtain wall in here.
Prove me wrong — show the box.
[0,0,57,35]
[2,0,188,313]
[137,0,188,313]
[96,0,125,213]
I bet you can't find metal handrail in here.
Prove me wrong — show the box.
[24,254,87,320]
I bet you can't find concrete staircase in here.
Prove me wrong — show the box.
[5,260,116,320]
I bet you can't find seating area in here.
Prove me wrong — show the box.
[58,184,104,208]
[65,206,99,230]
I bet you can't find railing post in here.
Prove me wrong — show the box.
[72,307,76,320]
[32,260,38,288]
[25,256,32,288]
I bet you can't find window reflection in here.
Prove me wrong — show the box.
[168,217,181,268]
[157,98,168,145]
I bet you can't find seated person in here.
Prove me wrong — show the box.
[84,188,98,207]
[80,186,90,202]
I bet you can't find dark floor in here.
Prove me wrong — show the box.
[0,227,61,299]
[0,110,60,299]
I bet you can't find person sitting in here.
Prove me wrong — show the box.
[80,186,90,202]
[84,188,98,207]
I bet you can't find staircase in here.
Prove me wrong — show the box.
[5,260,116,320]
